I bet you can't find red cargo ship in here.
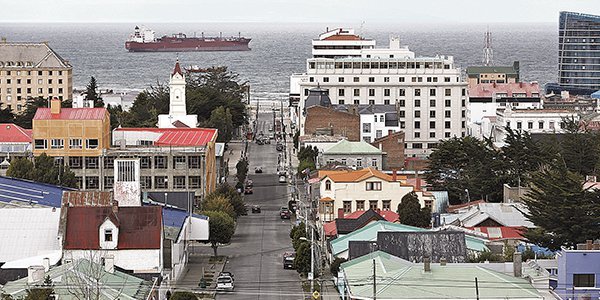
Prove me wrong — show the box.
[125,26,251,52]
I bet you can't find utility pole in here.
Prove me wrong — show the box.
[373,258,376,300]
[475,277,479,300]
[310,224,315,293]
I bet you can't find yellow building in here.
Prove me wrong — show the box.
[32,98,110,157]
[0,42,73,113]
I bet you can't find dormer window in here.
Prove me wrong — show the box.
[104,229,113,242]
[325,180,331,191]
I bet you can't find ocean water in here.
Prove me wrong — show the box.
[0,22,557,100]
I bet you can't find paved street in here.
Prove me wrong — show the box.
[216,110,304,299]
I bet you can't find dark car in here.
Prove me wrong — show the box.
[283,252,296,269]
[244,186,253,194]
[252,205,261,213]
[280,207,291,219]
[254,167,263,173]
[276,143,284,151]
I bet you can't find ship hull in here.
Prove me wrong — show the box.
[125,38,251,52]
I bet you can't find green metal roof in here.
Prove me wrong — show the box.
[341,251,543,300]
[1,259,152,300]
[330,221,488,256]
[324,140,382,155]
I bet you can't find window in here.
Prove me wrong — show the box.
[384,99,390,105]
[427,143,437,149]
[141,176,152,189]
[430,99,436,107]
[461,110,466,118]
[86,176,99,189]
[399,99,405,107]
[415,121,421,129]
[384,77,390,82]
[399,89,406,96]
[538,121,544,129]
[415,99,421,107]
[369,200,378,210]
[363,123,371,133]
[85,157,99,169]
[86,139,99,149]
[174,176,186,189]
[353,89,360,97]
[104,229,113,242]
[517,122,522,129]
[353,77,360,82]
[155,176,168,188]
[34,139,47,149]
[338,77,344,82]
[376,130,382,139]
[69,157,82,169]
[325,180,331,191]
[190,176,201,188]
[366,181,382,191]
[369,99,375,105]
[445,111,451,118]
[445,132,451,138]
[104,176,114,189]
[382,200,391,210]
[339,99,345,105]
[356,200,365,210]
[356,158,362,167]
[368,77,375,82]
[343,201,352,213]
[430,111,436,118]
[384,89,390,97]
[104,156,114,169]
[138,156,150,169]
[445,99,451,107]
[528,122,533,129]
[189,156,201,169]
[309,77,314,82]
[69,139,82,149]
[174,156,186,169]
[429,89,436,96]
[444,77,451,82]
[549,121,555,130]
[354,99,360,105]
[415,111,421,118]
[429,132,436,138]
[399,77,405,82]
[413,143,423,149]
[573,274,595,288]
[154,156,167,169]
[399,111,405,118]
[430,121,436,129]
[462,88,466,96]
[445,121,451,129]
[414,89,421,97]
[445,88,451,96]
[323,77,329,82]
[368,89,375,97]
[116,160,135,182]
[338,89,345,97]
[414,132,420,138]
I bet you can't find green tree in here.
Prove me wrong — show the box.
[292,225,307,251]
[397,192,431,228]
[6,154,77,188]
[202,195,236,219]
[14,97,47,129]
[213,183,246,217]
[330,257,347,277]
[560,117,600,176]
[0,104,15,123]
[236,157,248,183]
[203,106,233,142]
[294,241,311,275]
[168,291,198,300]
[202,211,235,257]
[6,157,33,179]
[25,275,54,300]
[522,165,600,250]
[85,76,104,108]
[290,222,306,239]
[107,104,123,130]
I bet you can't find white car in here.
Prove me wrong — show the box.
[278,175,287,183]
[216,275,234,292]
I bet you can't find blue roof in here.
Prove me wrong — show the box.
[0,176,74,207]
[592,90,600,99]
[159,206,208,228]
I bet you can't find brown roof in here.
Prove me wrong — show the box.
[62,191,112,207]
[323,167,392,183]
[323,34,362,41]
[172,120,190,128]
[64,206,162,250]
[469,82,540,98]
[172,60,183,76]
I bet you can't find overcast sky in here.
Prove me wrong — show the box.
[2,0,599,23]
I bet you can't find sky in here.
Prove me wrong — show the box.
[1,0,599,23]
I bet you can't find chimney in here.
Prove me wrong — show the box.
[440,257,447,266]
[586,240,593,250]
[50,97,61,115]
[423,257,431,272]
[337,208,345,219]
[42,257,50,272]
[27,265,45,284]
[392,168,397,182]
[519,82,523,88]
[112,200,119,215]
[416,178,422,191]
[104,255,115,273]
[513,252,522,277]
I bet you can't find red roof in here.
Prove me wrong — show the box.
[344,209,399,222]
[0,123,32,143]
[469,82,541,98]
[324,221,337,237]
[115,128,218,147]
[64,206,162,250]
[172,60,183,76]
[466,226,525,240]
[33,108,107,120]
[323,35,362,41]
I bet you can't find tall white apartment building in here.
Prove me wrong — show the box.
[290,29,468,157]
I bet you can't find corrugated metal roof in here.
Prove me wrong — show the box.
[324,140,382,155]
[62,191,112,207]
[33,107,107,120]
[0,208,61,263]
[0,124,32,143]
[0,176,73,208]
[64,206,162,250]
[115,128,217,147]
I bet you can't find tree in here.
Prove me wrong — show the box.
[65,255,127,300]
[522,165,600,250]
[25,275,54,300]
[203,106,233,143]
[236,157,248,183]
[559,117,600,176]
[7,154,77,188]
[0,104,14,123]
[290,222,306,239]
[202,194,236,219]
[293,130,300,150]
[397,192,431,228]
[85,76,104,108]
[169,291,198,300]
[6,157,33,179]
[203,211,235,257]
[14,97,47,129]
[213,183,246,217]
[294,241,311,275]
[107,104,123,130]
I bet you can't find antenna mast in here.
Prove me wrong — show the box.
[483,28,493,66]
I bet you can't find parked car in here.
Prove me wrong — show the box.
[256,139,264,145]
[216,275,234,292]
[280,207,291,219]
[255,167,263,173]
[219,272,234,281]
[276,143,284,151]
[245,179,253,187]
[278,175,287,183]
[244,186,253,194]
[283,252,296,269]
[252,205,261,213]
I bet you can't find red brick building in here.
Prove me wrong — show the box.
[304,106,360,141]
[371,131,405,169]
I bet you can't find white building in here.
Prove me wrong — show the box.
[358,105,400,143]
[158,60,198,128]
[291,30,467,156]
[493,105,579,144]
[318,168,434,222]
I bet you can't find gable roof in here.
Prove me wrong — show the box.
[336,209,385,235]
[0,43,71,69]
[0,124,32,143]
[0,208,61,263]
[454,203,535,228]
[114,128,217,147]
[324,139,382,155]
[0,176,74,208]
[33,107,107,120]
[64,206,162,250]
[322,167,392,183]
[172,60,183,76]
[467,226,526,240]
[341,251,542,300]
[344,209,399,223]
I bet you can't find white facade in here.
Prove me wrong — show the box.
[293,35,467,156]
[99,219,118,250]
[494,106,579,144]
[312,28,375,58]
[113,159,141,207]
[359,111,400,143]
[64,249,162,274]
[158,62,198,128]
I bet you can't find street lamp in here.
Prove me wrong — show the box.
[300,231,317,293]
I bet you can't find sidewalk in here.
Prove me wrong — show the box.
[223,139,247,184]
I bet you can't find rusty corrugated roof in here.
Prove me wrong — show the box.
[62,191,112,207]
[33,108,107,120]
[64,206,162,250]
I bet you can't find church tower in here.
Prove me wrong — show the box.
[158,60,198,128]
